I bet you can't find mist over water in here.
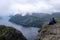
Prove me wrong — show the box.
[0,16,39,40]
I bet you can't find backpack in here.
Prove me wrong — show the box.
[54,18,58,23]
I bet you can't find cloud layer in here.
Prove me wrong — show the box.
[0,0,60,16]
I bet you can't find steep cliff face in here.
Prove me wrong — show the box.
[0,25,27,40]
[36,23,60,40]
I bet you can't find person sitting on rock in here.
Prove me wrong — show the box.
[48,17,58,25]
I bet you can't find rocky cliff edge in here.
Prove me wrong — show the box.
[36,23,60,40]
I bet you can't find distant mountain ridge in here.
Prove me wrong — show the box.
[0,17,2,19]
[9,12,60,28]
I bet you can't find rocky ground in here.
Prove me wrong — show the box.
[36,23,60,40]
[0,25,27,40]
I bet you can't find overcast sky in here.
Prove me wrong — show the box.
[0,0,60,16]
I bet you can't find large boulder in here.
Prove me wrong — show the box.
[0,25,27,40]
[36,23,60,40]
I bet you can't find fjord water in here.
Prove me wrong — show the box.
[0,16,39,40]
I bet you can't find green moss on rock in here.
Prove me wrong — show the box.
[0,25,27,40]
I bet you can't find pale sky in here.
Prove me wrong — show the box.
[0,0,60,16]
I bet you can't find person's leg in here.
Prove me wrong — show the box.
[48,22,52,25]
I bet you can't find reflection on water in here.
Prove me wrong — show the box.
[0,16,39,40]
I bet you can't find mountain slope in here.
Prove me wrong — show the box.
[0,25,27,40]
[9,14,43,28]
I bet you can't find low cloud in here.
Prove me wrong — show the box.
[0,0,60,16]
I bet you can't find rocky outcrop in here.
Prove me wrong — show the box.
[0,25,27,40]
[36,23,60,40]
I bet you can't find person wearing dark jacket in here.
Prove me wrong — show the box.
[48,17,58,25]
